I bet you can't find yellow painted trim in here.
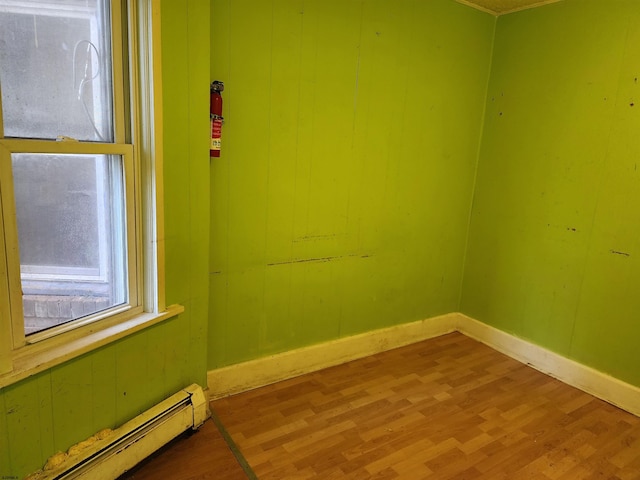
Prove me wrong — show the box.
[133,0,166,313]
[152,0,167,313]
[456,313,640,417]
[207,313,458,399]
[0,143,25,349]
[0,153,10,374]
[208,312,640,417]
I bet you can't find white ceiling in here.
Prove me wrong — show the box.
[456,0,563,15]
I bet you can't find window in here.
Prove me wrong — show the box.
[0,0,178,385]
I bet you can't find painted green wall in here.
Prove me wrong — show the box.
[13,0,640,476]
[0,1,210,477]
[209,0,495,368]
[461,0,640,387]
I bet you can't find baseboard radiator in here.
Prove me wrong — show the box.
[33,383,208,480]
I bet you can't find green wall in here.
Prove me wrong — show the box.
[461,0,640,387]
[0,1,210,477]
[9,0,640,476]
[209,0,495,368]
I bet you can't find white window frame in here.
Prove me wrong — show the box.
[0,0,183,388]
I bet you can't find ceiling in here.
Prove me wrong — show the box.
[456,0,562,15]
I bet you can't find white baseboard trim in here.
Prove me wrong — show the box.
[207,313,458,400]
[207,311,640,417]
[455,313,640,417]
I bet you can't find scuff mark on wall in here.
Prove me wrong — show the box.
[610,250,631,257]
[293,233,345,243]
[267,254,372,267]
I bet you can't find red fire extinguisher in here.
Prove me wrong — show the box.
[210,81,224,157]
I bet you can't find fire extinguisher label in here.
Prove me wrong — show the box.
[211,118,222,151]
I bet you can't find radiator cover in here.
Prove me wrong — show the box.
[33,383,208,480]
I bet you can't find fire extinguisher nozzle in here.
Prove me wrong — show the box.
[211,80,224,93]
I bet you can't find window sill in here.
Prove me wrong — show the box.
[0,304,184,389]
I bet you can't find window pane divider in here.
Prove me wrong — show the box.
[0,139,132,156]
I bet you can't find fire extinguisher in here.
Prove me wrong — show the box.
[210,80,224,157]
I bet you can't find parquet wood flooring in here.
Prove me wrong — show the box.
[212,332,640,479]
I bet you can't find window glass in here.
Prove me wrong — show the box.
[12,153,128,335]
[0,0,113,141]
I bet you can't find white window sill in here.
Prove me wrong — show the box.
[0,304,184,389]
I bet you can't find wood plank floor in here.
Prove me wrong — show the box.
[212,333,640,479]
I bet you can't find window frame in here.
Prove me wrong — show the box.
[0,0,183,388]
[1,140,139,346]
